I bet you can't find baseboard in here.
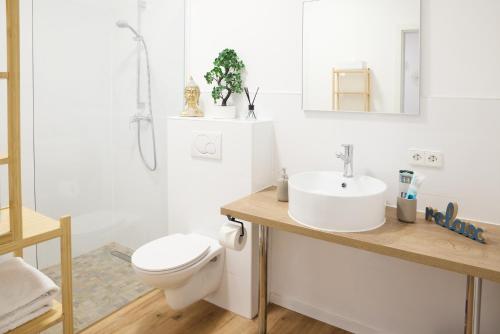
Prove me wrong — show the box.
[269,292,381,334]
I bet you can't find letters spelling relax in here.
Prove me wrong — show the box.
[425,202,486,244]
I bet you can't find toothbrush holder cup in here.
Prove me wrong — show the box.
[397,197,417,223]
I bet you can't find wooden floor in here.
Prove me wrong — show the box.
[81,290,351,334]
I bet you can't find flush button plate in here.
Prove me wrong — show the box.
[191,131,222,160]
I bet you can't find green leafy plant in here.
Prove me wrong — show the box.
[204,49,245,106]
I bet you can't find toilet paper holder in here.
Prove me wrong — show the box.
[226,215,245,237]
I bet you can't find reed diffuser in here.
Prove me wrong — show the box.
[244,87,259,119]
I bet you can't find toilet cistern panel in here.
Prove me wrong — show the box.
[191,131,222,160]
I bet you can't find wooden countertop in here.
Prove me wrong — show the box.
[221,187,500,283]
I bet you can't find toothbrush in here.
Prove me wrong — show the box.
[406,174,425,200]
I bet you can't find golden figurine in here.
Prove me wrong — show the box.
[182,76,203,117]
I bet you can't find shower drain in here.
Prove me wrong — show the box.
[110,250,132,263]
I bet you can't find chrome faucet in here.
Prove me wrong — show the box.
[336,144,354,178]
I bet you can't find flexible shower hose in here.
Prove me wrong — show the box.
[136,38,157,171]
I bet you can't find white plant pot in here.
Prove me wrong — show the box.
[211,105,236,119]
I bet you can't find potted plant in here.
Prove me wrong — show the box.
[204,49,245,119]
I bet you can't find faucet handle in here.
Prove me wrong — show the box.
[341,144,353,155]
[337,144,353,161]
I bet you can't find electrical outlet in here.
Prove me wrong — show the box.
[408,149,426,166]
[425,151,443,168]
[409,149,444,168]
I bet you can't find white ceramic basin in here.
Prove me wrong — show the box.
[288,171,387,232]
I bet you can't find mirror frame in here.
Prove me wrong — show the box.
[301,0,422,115]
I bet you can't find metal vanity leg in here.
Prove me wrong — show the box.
[464,275,482,334]
[258,225,269,334]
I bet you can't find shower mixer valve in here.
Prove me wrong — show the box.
[130,113,152,124]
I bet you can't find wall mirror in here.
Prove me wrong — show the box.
[302,0,421,114]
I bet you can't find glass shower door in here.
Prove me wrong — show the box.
[31,0,163,331]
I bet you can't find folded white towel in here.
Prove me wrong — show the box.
[0,258,60,332]
[0,293,54,331]
[0,304,53,334]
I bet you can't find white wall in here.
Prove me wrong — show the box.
[187,0,500,332]
[303,0,420,113]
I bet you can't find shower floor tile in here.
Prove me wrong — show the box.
[41,243,152,333]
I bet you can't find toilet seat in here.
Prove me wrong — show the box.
[131,233,225,310]
[132,234,211,274]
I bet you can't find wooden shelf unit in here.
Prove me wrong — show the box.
[0,155,9,165]
[0,207,65,253]
[333,68,371,112]
[0,1,73,333]
[0,210,72,334]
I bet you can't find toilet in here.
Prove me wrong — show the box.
[131,233,224,310]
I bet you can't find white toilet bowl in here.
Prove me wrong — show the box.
[131,233,224,310]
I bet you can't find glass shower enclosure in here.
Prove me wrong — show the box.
[27,0,174,331]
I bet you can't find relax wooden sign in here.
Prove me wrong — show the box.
[425,203,486,244]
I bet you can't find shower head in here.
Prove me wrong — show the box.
[116,20,130,28]
[115,20,142,39]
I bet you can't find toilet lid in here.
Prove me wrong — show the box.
[132,234,210,273]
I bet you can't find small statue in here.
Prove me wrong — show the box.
[182,76,203,117]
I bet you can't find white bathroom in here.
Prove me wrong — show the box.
[0,0,499,333]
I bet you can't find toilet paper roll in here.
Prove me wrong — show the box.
[219,222,247,251]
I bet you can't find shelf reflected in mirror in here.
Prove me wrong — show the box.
[302,0,421,114]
